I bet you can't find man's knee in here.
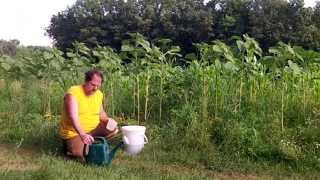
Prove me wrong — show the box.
[64,137,87,160]
[69,147,85,158]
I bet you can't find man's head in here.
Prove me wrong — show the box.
[83,70,103,95]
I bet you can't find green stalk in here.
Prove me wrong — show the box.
[239,76,243,112]
[159,61,163,123]
[160,75,163,122]
[215,70,218,120]
[303,76,306,120]
[46,80,51,119]
[111,80,114,116]
[202,70,208,120]
[144,71,150,122]
[133,77,136,119]
[137,75,140,124]
[281,81,286,132]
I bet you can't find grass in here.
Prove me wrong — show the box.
[1,66,320,179]
[0,143,247,180]
[1,141,320,180]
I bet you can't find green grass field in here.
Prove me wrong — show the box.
[1,37,320,179]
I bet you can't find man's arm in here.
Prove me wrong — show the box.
[65,94,94,144]
[99,106,109,123]
[100,106,118,131]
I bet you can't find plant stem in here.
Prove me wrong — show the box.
[239,76,243,112]
[137,75,140,124]
[215,70,218,120]
[144,71,150,122]
[133,77,136,119]
[281,81,286,132]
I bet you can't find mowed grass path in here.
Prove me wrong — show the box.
[0,143,271,180]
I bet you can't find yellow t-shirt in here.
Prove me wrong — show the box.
[59,85,103,139]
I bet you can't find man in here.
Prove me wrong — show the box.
[59,69,118,161]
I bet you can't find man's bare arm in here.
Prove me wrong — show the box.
[65,94,94,144]
[100,106,118,131]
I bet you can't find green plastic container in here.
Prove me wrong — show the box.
[85,136,123,166]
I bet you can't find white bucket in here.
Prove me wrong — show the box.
[121,125,148,155]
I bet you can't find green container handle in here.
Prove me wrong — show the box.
[93,136,107,145]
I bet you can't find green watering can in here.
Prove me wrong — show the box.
[85,136,123,166]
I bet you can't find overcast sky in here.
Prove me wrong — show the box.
[0,0,76,46]
[0,0,317,47]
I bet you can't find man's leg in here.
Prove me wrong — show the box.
[63,121,118,161]
[63,136,88,161]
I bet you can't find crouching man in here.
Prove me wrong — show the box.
[59,69,118,161]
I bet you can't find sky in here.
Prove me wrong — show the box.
[0,0,76,47]
[0,0,318,47]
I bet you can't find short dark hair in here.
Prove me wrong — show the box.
[85,69,104,82]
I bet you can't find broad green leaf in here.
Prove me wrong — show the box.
[137,38,151,52]
[185,53,197,61]
[224,62,238,72]
[50,61,61,71]
[214,59,222,70]
[121,45,135,52]
[43,52,54,60]
[66,52,76,58]
[1,62,11,71]
[288,60,301,74]
[92,50,100,57]
[212,45,223,53]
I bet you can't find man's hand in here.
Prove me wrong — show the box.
[106,118,118,132]
[79,133,94,144]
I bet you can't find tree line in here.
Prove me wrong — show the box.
[47,0,320,55]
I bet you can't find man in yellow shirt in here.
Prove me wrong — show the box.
[59,69,118,161]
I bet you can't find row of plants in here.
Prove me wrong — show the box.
[1,34,320,171]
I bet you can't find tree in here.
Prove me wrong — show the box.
[313,1,320,29]
[247,0,289,50]
[0,39,20,57]
[47,0,212,54]
[207,0,250,41]
[47,0,320,55]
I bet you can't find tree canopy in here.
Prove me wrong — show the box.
[47,0,320,53]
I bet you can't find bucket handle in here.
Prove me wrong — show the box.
[123,136,130,144]
[144,135,148,144]
[123,135,148,144]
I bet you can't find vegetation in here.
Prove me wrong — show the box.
[47,0,320,54]
[1,34,320,178]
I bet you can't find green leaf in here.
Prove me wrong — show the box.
[224,62,238,72]
[50,61,61,71]
[43,52,54,60]
[288,60,301,74]
[66,52,76,58]
[137,38,151,52]
[92,50,100,57]
[214,59,222,70]
[185,53,197,61]
[121,45,135,52]
[212,45,223,53]
[1,62,11,71]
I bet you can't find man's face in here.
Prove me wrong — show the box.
[83,74,102,95]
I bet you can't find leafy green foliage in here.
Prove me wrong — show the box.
[1,34,320,173]
[47,0,320,56]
